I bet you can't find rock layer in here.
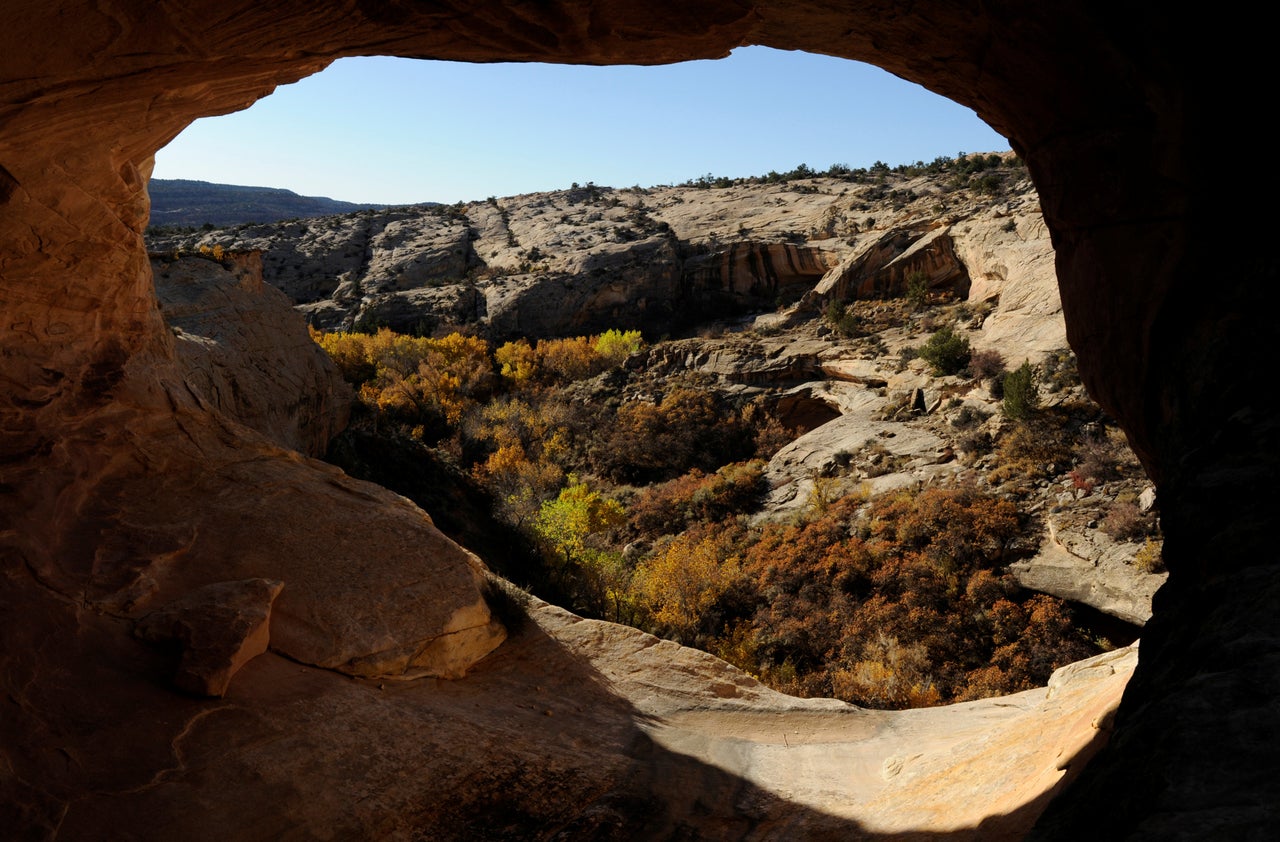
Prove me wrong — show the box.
[0,2,1270,839]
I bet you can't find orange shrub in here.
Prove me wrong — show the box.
[732,485,1097,708]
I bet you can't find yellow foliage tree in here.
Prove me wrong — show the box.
[637,528,741,641]
[311,327,492,432]
[495,338,539,386]
[594,328,644,365]
[532,478,625,567]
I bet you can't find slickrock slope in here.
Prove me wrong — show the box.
[1,2,1269,839]
[153,250,352,457]
[19,592,1137,840]
[151,167,1040,346]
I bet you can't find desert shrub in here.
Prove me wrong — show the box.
[831,634,941,708]
[1102,499,1148,542]
[197,243,226,261]
[1002,360,1039,420]
[957,430,994,456]
[950,405,989,430]
[987,413,1074,490]
[1073,433,1121,485]
[744,402,798,459]
[1132,538,1166,573]
[968,348,1006,381]
[1041,348,1081,393]
[824,300,859,337]
[973,172,1005,196]
[480,575,532,634]
[917,324,971,376]
[905,271,930,311]
[729,486,1094,708]
[629,460,766,538]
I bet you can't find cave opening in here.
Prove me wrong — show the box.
[141,44,1160,722]
[4,4,1233,835]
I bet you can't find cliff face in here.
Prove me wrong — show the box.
[150,169,1021,342]
[0,2,1270,839]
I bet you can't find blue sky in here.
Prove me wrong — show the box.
[153,47,1008,206]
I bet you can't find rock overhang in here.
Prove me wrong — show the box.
[1,3,1270,838]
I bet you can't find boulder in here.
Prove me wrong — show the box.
[133,577,284,696]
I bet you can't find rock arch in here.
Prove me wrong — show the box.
[1,2,1270,837]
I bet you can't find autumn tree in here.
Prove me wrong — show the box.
[636,524,743,643]
[592,386,753,483]
[594,328,644,365]
[530,478,629,619]
[312,327,493,439]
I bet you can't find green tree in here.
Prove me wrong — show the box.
[905,271,930,311]
[1002,360,1039,420]
[917,324,971,376]
[532,478,625,567]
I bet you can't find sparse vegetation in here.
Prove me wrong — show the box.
[968,348,1006,382]
[906,271,930,311]
[1102,497,1149,542]
[1132,538,1165,573]
[824,300,859,337]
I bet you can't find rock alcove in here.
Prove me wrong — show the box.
[1,2,1272,838]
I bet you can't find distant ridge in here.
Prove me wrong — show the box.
[147,178,389,228]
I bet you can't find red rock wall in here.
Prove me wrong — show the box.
[1,2,1271,837]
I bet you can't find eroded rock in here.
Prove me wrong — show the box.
[133,577,284,696]
[155,251,352,456]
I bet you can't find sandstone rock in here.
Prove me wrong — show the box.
[953,195,1066,362]
[809,225,966,304]
[13,593,1135,840]
[760,382,956,517]
[1008,518,1167,626]
[133,577,284,696]
[0,2,1267,838]
[155,251,351,456]
[683,241,837,303]
[151,173,1056,348]
[636,334,827,385]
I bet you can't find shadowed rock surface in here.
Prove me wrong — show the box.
[0,2,1271,839]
